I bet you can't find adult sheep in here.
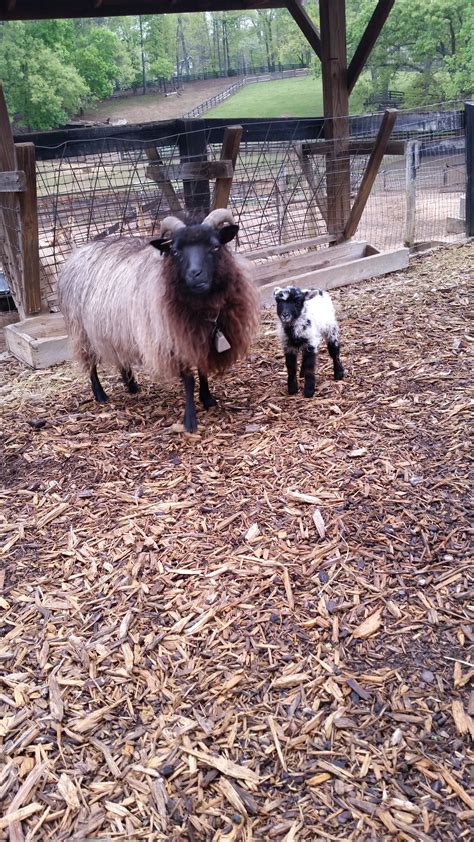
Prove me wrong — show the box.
[58,210,259,432]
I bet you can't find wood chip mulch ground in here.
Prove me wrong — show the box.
[0,243,473,841]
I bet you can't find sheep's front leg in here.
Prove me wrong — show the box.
[327,337,344,380]
[301,346,316,397]
[181,371,198,433]
[198,371,218,409]
[285,352,298,395]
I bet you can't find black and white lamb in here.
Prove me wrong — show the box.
[273,285,344,397]
[58,209,259,433]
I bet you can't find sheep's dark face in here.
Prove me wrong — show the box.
[151,223,239,296]
[274,286,308,326]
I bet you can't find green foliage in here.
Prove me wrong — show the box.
[0,21,88,129]
[0,2,470,131]
[72,26,133,100]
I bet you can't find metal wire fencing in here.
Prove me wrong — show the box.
[26,108,466,309]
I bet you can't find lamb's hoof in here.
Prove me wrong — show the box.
[303,386,315,398]
[288,383,298,395]
[334,367,345,381]
[201,394,218,409]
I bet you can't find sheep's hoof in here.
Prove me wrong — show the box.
[288,382,298,395]
[334,366,345,381]
[303,386,315,398]
[183,413,198,433]
[201,394,218,409]
[92,390,108,404]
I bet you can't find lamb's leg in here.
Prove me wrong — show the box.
[198,371,218,409]
[301,346,316,397]
[120,367,140,394]
[90,364,108,403]
[181,371,198,433]
[327,337,344,380]
[285,352,298,395]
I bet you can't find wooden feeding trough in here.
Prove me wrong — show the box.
[249,235,409,303]
[4,313,70,369]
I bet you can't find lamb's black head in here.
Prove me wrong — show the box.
[151,211,238,296]
[274,286,309,325]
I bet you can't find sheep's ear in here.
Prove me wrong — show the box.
[150,237,172,254]
[218,224,239,245]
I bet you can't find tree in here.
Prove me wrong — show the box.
[0,21,88,129]
[72,25,133,100]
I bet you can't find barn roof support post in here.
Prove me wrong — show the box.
[466,101,474,238]
[319,0,350,238]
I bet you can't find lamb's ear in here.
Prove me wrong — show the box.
[218,224,239,245]
[303,288,319,300]
[150,237,172,254]
[273,287,283,299]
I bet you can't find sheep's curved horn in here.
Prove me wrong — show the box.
[159,216,186,238]
[202,209,235,228]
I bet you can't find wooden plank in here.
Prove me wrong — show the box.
[319,0,350,237]
[181,160,233,180]
[15,143,41,315]
[145,147,182,214]
[5,313,71,369]
[343,108,398,241]
[254,241,368,287]
[302,139,405,157]
[0,170,26,192]
[246,233,335,261]
[404,139,420,248]
[347,0,396,93]
[0,85,23,317]
[286,0,322,60]
[258,247,409,300]
[212,125,242,211]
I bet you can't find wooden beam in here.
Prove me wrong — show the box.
[343,108,398,241]
[0,170,26,192]
[0,1,289,21]
[286,0,322,61]
[319,0,350,236]
[212,125,242,211]
[15,143,41,315]
[347,0,396,94]
[302,139,405,157]
[0,85,24,317]
[145,147,182,214]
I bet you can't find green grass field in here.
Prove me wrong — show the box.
[207,75,370,118]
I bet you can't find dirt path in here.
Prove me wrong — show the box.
[82,76,244,124]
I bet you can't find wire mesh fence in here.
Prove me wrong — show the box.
[1,108,468,312]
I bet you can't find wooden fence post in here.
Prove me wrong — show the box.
[177,119,211,215]
[212,125,242,210]
[466,101,474,238]
[0,86,24,317]
[15,143,41,315]
[404,139,420,247]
